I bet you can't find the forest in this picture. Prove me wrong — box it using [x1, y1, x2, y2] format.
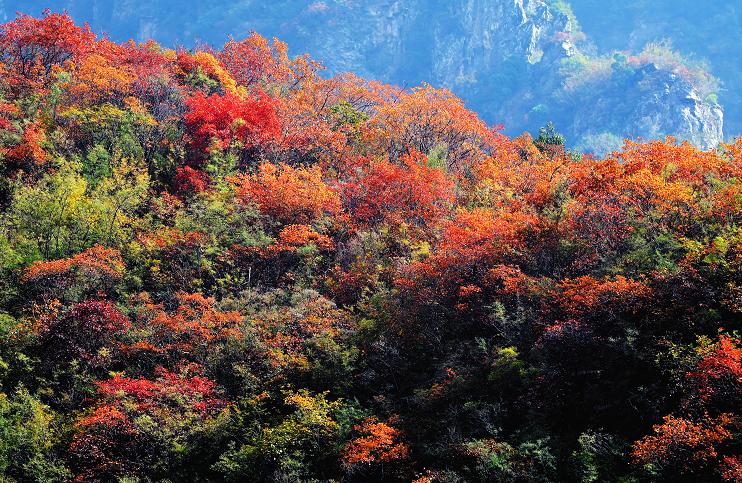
[0, 11, 739, 483]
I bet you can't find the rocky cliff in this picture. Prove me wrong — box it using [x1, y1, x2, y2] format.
[568, 0, 741, 140]
[0, 0, 725, 151]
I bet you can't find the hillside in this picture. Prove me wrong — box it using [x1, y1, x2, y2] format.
[0, 0, 728, 153]
[568, 0, 742, 139]
[0, 11, 739, 483]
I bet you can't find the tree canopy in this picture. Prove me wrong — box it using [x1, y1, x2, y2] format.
[0, 11, 739, 483]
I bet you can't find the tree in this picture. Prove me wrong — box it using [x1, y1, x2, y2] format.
[7, 159, 148, 260]
[686, 334, 742, 413]
[0, 11, 737, 483]
[342, 417, 409, 474]
[535, 121, 566, 152]
[231, 162, 340, 225]
[218, 34, 296, 91]
[22, 245, 125, 301]
[0, 11, 95, 93]
[123, 291, 243, 366]
[632, 413, 738, 481]
[176, 50, 241, 96]
[37, 299, 130, 366]
[251, 291, 355, 386]
[367, 84, 496, 170]
[184, 91, 281, 164]
[70, 364, 228, 481]
[215, 390, 345, 482]
[0, 389, 70, 481]
[341, 150, 455, 228]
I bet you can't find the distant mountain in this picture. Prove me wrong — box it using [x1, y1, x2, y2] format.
[568, 0, 741, 140]
[3, 0, 731, 152]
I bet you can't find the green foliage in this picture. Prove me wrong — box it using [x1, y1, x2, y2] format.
[187, 66, 221, 95]
[331, 101, 369, 129]
[535, 121, 566, 150]
[61, 103, 156, 162]
[570, 431, 627, 483]
[463, 438, 556, 482]
[0, 389, 70, 482]
[427, 143, 449, 171]
[5, 158, 148, 259]
[215, 390, 345, 481]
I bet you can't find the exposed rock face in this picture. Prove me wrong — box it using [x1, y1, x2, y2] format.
[567, 0, 740, 140]
[430, 0, 575, 84]
[634, 68, 724, 149]
[1, 0, 725, 150]
[568, 65, 724, 152]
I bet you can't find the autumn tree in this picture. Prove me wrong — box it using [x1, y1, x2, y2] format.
[123, 291, 243, 367]
[367, 84, 496, 170]
[22, 245, 125, 301]
[231, 162, 340, 225]
[342, 417, 409, 476]
[70, 364, 228, 481]
[0, 11, 94, 93]
[342, 150, 455, 228]
[632, 413, 739, 481]
[36, 299, 130, 366]
[184, 91, 281, 165]
[0, 11, 737, 483]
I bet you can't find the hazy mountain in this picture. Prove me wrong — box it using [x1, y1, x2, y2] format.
[569, 0, 742, 139]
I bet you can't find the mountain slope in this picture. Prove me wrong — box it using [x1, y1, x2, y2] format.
[0, 11, 739, 482]
[1, 0, 726, 151]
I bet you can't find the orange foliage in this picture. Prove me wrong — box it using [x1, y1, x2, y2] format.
[0, 11, 740, 481]
[64, 42, 136, 105]
[342, 417, 409, 468]
[342, 150, 455, 227]
[632, 413, 737, 474]
[397, 207, 539, 304]
[231, 162, 340, 224]
[367, 84, 496, 170]
[687, 335, 742, 402]
[0, 96, 47, 169]
[569, 139, 742, 231]
[2, 120, 46, 168]
[721, 455, 742, 482]
[471, 133, 572, 210]
[551, 275, 651, 318]
[125, 292, 242, 360]
[262, 224, 334, 256]
[137, 228, 208, 251]
[23, 245, 125, 288]
[275, 75, 357, 164]
[437, 208, 538, 262]
[218, 33, 298, 90]
[135, 229, 211, 293]
[0, 99, 18, 131]
[216, 33, 337, 163]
